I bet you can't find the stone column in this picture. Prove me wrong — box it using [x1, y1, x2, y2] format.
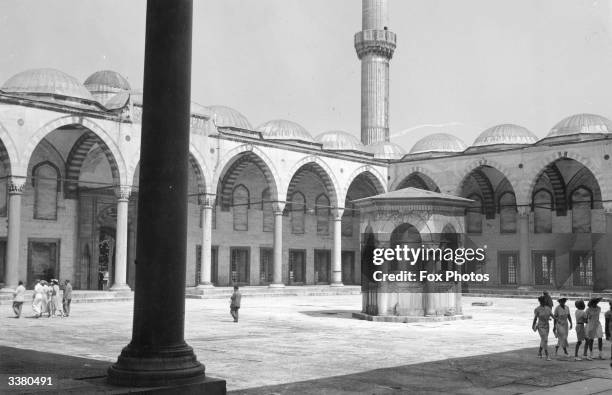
[270, 202, 285, 288]
[518, 206, 532, 287]
[110, 186, 131, 291]
[107, 0, 210, 387]
[602, 203, 612, 292]
[197, 194, 215, 288]
[1, 177, 25, 292]
[331, 207, 344, 287]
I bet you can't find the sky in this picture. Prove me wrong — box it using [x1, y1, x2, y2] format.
[1, 0, 612, 151]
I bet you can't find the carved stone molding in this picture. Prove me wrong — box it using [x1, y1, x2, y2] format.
[198, 193, 216, 208]
[115, 185, 132, 201]
[354, 29, 397, 59]
[517, 205, 530, 217]
[7, 177, 26, 195]
[272, 201, 286, 215]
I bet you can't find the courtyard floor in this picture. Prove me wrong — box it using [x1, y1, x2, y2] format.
[1, 294, 612, 394]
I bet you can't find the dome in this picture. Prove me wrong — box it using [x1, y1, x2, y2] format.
[472, 124, 537, 147]
[206, 105, 252, 130]
[84, 70, 131, 92]
[315, 130, 364, 151]
[2, 68, 94, 101]
[366, 141, 406, 160]
[547, 113, 612, 138]
[409, 133, 466, 154]
[256, 119, 314, 142]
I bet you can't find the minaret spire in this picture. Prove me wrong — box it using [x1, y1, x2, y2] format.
[355, 0, 396, 145]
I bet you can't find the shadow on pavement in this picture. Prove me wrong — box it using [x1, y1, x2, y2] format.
[230, 344, 612, 394]
[299, 310, 358, 320]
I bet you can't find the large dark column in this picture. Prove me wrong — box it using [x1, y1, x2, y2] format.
[107, 0, 206, 386]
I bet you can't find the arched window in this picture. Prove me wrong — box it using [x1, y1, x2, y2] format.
[290, 192, 305, 234]
[261, 188, 273, 232]
[466, 194, 483, 234]
[499, 192, 517, 233]
[33, 162, 59, 220]
[232, 184, 249, 231]
[571, 187, 592, 233]
[533, 189, 553, 233]
[316, 194, 330, 235]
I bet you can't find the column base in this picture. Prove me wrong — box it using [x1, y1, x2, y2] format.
[108, 343, 205, 387]
[110, 283, 132, 292]
[269, 283, 285, 288]
[330, 282, 344, 287]
[196, 282, 214, 289]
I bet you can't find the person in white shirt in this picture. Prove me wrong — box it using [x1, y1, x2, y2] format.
[12, 281, 26, 318]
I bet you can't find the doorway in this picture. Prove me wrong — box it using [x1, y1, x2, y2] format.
[27, 239, 60, 285]
[314, 249, 331, 284]
[230, 247, 250, 285]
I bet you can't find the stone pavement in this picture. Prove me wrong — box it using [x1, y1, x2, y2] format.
[1, 294, 611, 393]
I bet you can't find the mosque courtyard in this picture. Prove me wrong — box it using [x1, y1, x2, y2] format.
[1, 294, 612, 394]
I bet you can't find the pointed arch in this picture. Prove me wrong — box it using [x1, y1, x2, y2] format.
[343, 166, 387, 198]
[64, 131, 121, 197]
[0, 120, 18, 176]
[129, 143, 208, 194]
[395, 171, 440, 192]
[285, 156, 340, 208]
[455, 158, 519, 201]
[391, 166, 444, 193]
[213, 145, 281, 206]
[23, 116, 127, 184]
[524, 150, 607, 208]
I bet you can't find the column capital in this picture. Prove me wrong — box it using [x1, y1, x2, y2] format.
[517, 205, 530, 217]
[272, 201, 286, 215]
[198, 193, 216, 208]
[7, 176, 26, 195]
[332, 207, 345, 220]
[115, 185, 132, 201]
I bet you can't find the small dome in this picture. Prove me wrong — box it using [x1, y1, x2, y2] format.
[409, 133, 467, 154]
[547, 113, 612, 138]
[257, 119, 314, 142]
[366, 141, 406, 160]
[472, 124, 537, 147]
[206, 105, 252, 129]
[315, 130, 364, 151]
[2, 68, 94, 101]
[84, 70, 131, 92]
[104, 91, 130, 110]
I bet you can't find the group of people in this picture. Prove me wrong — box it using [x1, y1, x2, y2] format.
[533, 292, 612, 361]
[12, 279, 72, 318]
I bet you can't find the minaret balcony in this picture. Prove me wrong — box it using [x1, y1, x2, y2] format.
[354, 29, 397, 59]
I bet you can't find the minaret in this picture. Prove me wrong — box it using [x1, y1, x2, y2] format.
[355, 0, 396, 145]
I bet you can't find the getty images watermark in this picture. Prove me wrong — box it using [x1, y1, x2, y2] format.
[369, 245, 490, 283]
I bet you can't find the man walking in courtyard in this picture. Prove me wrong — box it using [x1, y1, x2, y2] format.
[63, 279, 72, 317]
[12, 280, 25, 318]
[230, 285, 241, 323]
